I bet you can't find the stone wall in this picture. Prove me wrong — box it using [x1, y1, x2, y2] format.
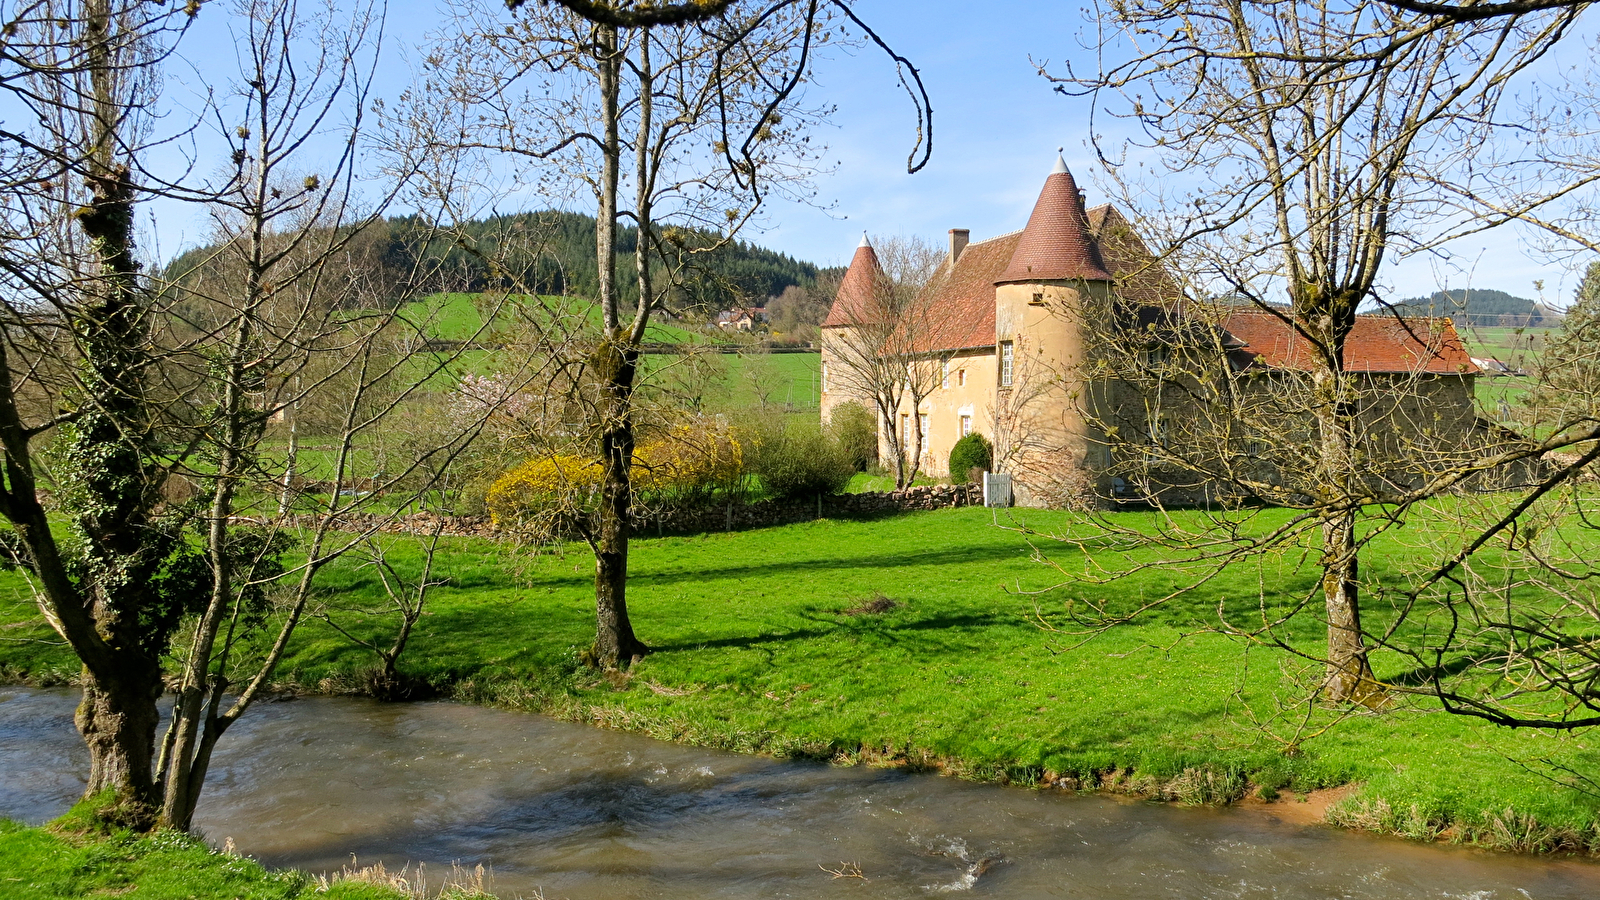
[637, 483, 983, 535]
[291, 484, 983, 540]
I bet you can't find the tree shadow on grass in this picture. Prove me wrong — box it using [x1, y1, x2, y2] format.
[648, 611, 1015, 655]
[630, 544, 1038, 590]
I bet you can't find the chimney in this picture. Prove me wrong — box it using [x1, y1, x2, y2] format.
[948, 228, 970, 267]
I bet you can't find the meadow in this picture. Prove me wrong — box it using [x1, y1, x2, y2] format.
[0, 807, 425, 900]
[1453, 323, 1553, 414]
[4, 504, 1598, 853]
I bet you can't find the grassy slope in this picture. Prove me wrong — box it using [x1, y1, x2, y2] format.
[1459, 325, 1554, 413]
[394, 293, 820, 409]
[399, 292, 711, 345]
[7, 507, 1595, 850]
[719, 352, 819, 409]
[0, 818, 406, 900]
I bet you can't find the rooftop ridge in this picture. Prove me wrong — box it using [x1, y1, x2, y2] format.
[1229, 308, 1460, 322]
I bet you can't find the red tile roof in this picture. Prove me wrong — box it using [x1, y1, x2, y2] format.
[996, 166, 1113, 285]
[910, 203, 1175, 355]
[822, 241, 884, 328]
[1086, 204, 1179, 307]
[910, 231, 1020, 353]
[1222, 311, 1479, 375]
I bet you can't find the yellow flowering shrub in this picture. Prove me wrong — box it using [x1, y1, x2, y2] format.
[487, 421, 743, 528]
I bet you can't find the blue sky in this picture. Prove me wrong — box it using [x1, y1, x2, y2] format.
[152, 0, 1592, 306]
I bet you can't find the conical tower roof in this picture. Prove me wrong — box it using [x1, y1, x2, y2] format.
[995, 157, 1112, 285]
[823, 233, 885, 327]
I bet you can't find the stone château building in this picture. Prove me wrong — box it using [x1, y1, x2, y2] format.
[819, 156, 1487, 507]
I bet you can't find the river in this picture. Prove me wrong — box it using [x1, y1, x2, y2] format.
[3, 686, 1596, 899]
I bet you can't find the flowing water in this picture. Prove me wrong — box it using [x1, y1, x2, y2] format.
[3, 686, 1597, 899]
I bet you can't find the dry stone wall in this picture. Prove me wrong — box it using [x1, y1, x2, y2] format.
[286, 485, 983, 540]
[638, 483, 982, 535]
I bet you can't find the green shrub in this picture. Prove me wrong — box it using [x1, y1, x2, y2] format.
[948, 432, 992, 483]
[826, 401, 877, 471]
[746, 419, 855, 501]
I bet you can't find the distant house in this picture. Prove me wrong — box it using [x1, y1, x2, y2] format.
[821, 156, 1500, 507]
[1470, 356, 1523, 376]
[716, 306, 766, 331]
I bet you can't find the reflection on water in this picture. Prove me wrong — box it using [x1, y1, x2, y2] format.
[4, 686, 1597, 899]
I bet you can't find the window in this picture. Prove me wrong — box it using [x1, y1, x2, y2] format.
[959, 415, 972, 436]
[1141, 345, 1170, 371]
[918, 414, 929, 448]
[1000, 341, 1014, 387]
[941, 359, 950, 390]
[957, 368, 966, 387]
[901, 413, 910, 446]
[1030, 291, 1045, 306]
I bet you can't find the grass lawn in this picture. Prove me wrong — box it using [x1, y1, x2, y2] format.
[398, 292, 713, 346]
[5, 506, 1600, 853]
[0, 813, 420, 900]
[845, 471, 948, 492]
[1459, 324, 1555, 364]
[719, 351, 819, 409]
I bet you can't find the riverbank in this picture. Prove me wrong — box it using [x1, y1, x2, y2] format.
[0, 797, 498, 899]
[3, 506, 1600, 858]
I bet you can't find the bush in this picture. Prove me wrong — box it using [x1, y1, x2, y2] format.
[948, 432, 992, 483]
[486, 421, 743, 529]
[745, 418, 855, 501]
[826, 401, 877, 471]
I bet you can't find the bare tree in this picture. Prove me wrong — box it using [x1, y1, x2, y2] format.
[0, 0, 204, 830]
[422, 0, 923, 667]
[821, 234, 944, 487]
[1342, 261, 1600, 737]
[1039, 0, 1585, 704]
[0, 0, 511, 831]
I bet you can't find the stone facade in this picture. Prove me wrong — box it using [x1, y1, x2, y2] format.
[820, 156, 1486, 509]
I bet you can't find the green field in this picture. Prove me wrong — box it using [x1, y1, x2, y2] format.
[1457, 324, 1556, 422]
[1459, 324, 1556, 364]
[717, 351, 819, 409]
[399, 292, 711, 345]
[387, 293, 820, 410]
[0, 810, 427, 900]
[4, 506, 1598, 853]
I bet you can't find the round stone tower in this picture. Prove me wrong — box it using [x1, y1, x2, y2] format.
[992, 156, 1115, 506]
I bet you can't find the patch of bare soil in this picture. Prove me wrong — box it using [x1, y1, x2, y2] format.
[1236, 784, 1358, 826]
[841, 593, 899, 615]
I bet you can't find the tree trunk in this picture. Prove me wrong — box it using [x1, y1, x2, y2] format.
[75, 665, 163, 828]
[594, 341, 648, 667]
[1312, 360, 1381, 705]
[907, 395, 925, 484]
[588, 23, 646, 668]
[66, 0, 165, 825]
[1321, 508, 1379, 703]
[883, 406, 907, 488]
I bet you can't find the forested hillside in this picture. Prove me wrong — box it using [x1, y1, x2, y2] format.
[1389, 288, 1560, 326]
[161, 210, 819, 315]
